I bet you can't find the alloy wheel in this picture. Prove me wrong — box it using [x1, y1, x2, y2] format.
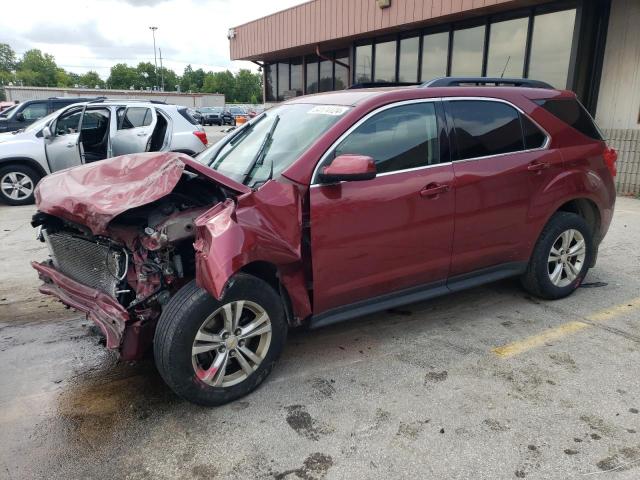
[547, 228, 586, 287]
[1, 171, 34, 201]
[191, 300, 272, 388]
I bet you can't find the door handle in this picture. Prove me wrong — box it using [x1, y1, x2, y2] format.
[136, 131, 147, 137]
[420, 183, 450, 198]
[527, 161, 550, 172]
[66, 142, 75, 148]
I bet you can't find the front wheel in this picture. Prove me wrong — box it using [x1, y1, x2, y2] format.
[521, 212, 593, 299]
[154, 275, 287, 406]
[0, 164, 40, 206]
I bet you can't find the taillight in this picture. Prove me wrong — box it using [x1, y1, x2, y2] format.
[193, 130, 208, 145]
[603, 147, 617, 177]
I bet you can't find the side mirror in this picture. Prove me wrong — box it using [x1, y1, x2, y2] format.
[42, 126, 52, 139]
[15, 112, 25, 122]
[318, 154, 377, 183]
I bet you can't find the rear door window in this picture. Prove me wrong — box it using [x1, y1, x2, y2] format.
[521, 115, 547, 149]
[334, 102, 440, 173]
[117, 107, 152, 129]
[447, 100, 524, 160]
[534, 98, 603, 140]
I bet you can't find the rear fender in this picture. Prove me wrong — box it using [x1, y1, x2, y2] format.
[194, 180, 311, 321]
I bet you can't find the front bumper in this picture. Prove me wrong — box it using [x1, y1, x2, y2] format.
[32, 261, 129, 350]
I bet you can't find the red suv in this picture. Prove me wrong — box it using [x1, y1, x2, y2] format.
[32, 78, 617, 406]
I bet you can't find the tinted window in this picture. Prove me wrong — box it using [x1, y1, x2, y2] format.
[55, 110, 82, 136]
[528, 9, 576, 88]
[277, 62, 289, 101]
[535, 98, 603, 140]
[265, 64, 276, 102]
[118, 107, 152, 129]
[306, 56, 319, 94]
[335, 103, 439, 174]
[521, 115, 547, 149]
[355, 44, 372, 83]
[421, 31, 449, 82]
[451, 25, 485, 76]
[335, 50, 349, 90]
[486, 17, 528, 78]
[290, 58, 303, 96]
[21, 103, 48, 120]
[398, 37, 419, 82]
[81, 109, 109, 130]
[448, 100, 524, 160]
[374, 40, 397, 82]
[178, 107, 198, 125]
[319, 59, 333, 92]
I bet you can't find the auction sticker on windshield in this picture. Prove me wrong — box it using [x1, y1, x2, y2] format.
[308, 105, 349, 116]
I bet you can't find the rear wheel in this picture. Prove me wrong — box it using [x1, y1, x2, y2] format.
[0, 164, 40, 206]
[521, 212, 593, 299]
[154, 275, 287, 406]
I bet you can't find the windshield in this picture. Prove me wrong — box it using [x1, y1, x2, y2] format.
[0, 104, 18, 118]
[24, 111, 59, 133]
[196, 103, 350, 187]
[201, 107, 221, 113]
[229, 107, 245, 114]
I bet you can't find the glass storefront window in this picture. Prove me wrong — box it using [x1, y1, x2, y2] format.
[354, 44, 372, 83]
[290, 58, 303, 96]
[306, 56, 318, 94]
[319, 59, 333, 92]
[335, 50, 349, 90]
[265, 63, 276, 102]
[528, 9, 576, 89]
[398, 36, 419, 83]
[486, 17, 528, 78]
[451, 25, 485, 76]
[277, 62, 289, 101]
[374, 40, 397, 82]
[421, 31, 449, 82]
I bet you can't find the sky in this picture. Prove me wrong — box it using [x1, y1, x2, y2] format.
[1, 0, 307, 79]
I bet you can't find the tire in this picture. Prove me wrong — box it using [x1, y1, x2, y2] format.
[0, 164, 40, 206]
[521, 212, 593, 300]
[154, 275, 287, 406]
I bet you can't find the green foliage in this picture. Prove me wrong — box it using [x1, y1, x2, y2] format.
[17, 49, 58, 86]
[1, 42, 264, 103]
[0, 43, 16, 73]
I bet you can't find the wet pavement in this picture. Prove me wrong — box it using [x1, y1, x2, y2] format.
[1, 198, 640, 479]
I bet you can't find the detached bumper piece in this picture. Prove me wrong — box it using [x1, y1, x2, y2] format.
[32, 261, 129, 350]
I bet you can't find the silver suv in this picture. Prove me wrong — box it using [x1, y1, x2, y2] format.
[0, 99, 208, 205]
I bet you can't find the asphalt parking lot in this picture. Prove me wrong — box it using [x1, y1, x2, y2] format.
[1, 195, 639, 480]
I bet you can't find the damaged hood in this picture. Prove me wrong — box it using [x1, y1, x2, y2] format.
[35, 151, 250, 235]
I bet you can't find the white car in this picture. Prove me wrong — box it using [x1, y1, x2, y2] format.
[0, 100, 208, 205]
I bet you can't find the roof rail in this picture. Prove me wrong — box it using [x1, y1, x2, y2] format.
[349, 81, 420, 89]
[421, 77, 554, 89]
[86, 98, 167, 105]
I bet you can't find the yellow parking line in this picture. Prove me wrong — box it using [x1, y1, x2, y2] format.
[492, 297, 640, 358]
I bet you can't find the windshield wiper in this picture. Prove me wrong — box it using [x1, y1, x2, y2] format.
[209, 113, 266, 170]
[243, 114, 280, 186]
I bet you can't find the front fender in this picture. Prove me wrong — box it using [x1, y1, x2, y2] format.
[194, 180, 311, 320]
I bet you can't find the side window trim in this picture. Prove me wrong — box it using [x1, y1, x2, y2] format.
[442, 97, 551, 163]
[311, 98, 447, 185]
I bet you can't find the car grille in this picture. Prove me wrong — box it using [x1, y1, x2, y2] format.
[43, 231, 126, 298]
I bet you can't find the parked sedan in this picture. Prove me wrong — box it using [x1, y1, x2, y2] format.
[0, 100, 207, 205]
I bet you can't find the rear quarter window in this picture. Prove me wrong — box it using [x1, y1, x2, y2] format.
[178, 107, 198, 125]
[535, 98, 603, 141]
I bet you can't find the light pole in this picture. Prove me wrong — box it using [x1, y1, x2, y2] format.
[149, 26, 158, 90]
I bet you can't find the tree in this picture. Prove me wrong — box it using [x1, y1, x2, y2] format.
[16, 49, 58, 86]
[234, 69, 262, 103]
[79, 71, 105, 89]
[136, 62, 156, 90]
[107, 63, 138, 90]
[202, 70, 235, 99]
[180, 65, 206, 92]
[0, 43, 16, 73]
[158, 66, 179, 91]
